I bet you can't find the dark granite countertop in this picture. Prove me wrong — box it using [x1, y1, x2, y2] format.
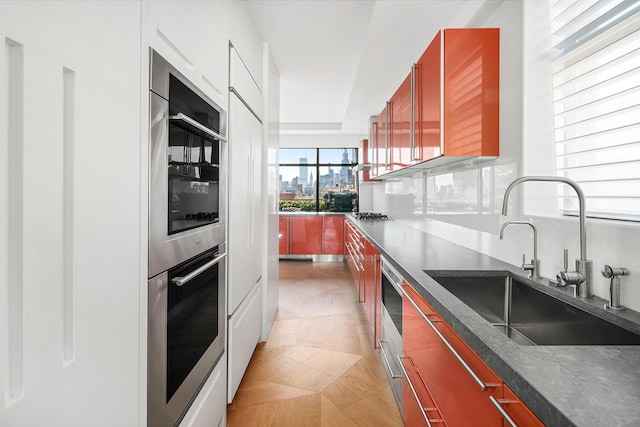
[347, 216, 640, 427]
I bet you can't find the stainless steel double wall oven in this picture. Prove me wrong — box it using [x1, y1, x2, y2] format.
[148, 49, 227, 427]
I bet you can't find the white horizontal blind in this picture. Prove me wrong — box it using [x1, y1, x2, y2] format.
[551, 0, 640, 221]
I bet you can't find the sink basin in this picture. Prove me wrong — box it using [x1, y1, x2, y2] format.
[424, 271, 640, 346]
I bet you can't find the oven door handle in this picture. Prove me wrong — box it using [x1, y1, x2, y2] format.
[169, 113, 227, 142]
[172, 252, 226, 287]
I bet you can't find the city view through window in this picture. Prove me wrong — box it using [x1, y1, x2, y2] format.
[279, 148, 358, 212]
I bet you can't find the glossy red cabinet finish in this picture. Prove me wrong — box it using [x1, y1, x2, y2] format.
[322, 216, 344, 255]
[375, 103, 389, 175]
[344, 220, 363, 296]
[415, 30, 442, 162]
[442, 28, 499, 157]
[389, 74, 412, 171]
[402, 283, 503, 426]
[358, 138, 381, 182]
[290, 216, 323, 254]
[279, 216, 289, 254]
[363, 239, 380, 341]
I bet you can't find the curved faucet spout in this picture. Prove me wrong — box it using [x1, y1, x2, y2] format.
[501, 176, 586, 262]
[500, 220, 537, 263]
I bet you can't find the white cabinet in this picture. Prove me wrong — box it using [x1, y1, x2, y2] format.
[228, 280, 263, 402]
[228, 45, 263, 315]
[227, 45, 264, 404]
[0, 2, 141, 426]
[178, 355, 227, 427]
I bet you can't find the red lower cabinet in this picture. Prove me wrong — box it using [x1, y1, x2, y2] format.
[363, 239, 380, 341]
[322, 216, 344, 255]
[494, 386, 545, 427]
[290, 216, 323, 254]
[279, 216, 289, 254]
[402, 283, 503, 426]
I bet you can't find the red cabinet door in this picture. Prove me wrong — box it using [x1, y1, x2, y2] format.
[363, 239, 380, 340]
[403, 283, 503, 426]
[415, 30, 443, 163]
[376, 103, 389, 175]
[344, 220, 362, 290]
[443, 28, 499, 157]
[290, 216, 323, 254]
[279, 216, 289, 255]
[388, 74, 412, 172]
[322, 216, 344, 255]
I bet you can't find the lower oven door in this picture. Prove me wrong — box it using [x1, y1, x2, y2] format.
[148, 244, 226, 427]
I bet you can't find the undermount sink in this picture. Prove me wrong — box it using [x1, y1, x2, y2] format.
[424, 271, 640, 346]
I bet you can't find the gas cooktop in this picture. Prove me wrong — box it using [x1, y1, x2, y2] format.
[354, 212, 389, 220]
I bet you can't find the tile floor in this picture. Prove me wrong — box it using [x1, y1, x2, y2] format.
[226, 260, 404, 426]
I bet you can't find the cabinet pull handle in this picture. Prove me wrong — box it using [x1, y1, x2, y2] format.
[169, 113, 227, 142]
[378, 340, 402, 379]
[397, 355, 443, 426]
[410, 63, 416, 162]
[489, 396, 518, 427]
[402, 289, 491, 391]
[172, 253, 226, 287]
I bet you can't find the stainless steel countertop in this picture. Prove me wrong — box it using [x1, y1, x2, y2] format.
[347, 215, 640, 427]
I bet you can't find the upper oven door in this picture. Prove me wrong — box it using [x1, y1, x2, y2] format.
[149, 50, 227, 278]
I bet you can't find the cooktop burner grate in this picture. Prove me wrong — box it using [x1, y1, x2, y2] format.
[354, 212, 389, 220]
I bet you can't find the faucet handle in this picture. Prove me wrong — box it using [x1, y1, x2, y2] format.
[563, 248, 569, 271]
[601, 265, 629, 278]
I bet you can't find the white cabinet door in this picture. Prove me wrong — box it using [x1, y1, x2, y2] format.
[0, 2, 141, 426]
[179, 356, 227, 427]
[227, 280, 262, 402]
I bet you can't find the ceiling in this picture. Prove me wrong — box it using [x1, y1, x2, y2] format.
[246, 0, 469, 137]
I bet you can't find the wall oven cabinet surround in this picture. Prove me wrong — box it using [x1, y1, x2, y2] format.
[149, 49, 227, 278]
[148, 245, 226, 427]
[375, 28, 500, 178]
[227, 44, 264, 404]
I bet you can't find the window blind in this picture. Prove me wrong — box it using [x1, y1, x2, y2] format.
[551, 0, 640, 221]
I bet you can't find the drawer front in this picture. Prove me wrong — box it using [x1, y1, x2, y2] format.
[403, 284, 503, 426]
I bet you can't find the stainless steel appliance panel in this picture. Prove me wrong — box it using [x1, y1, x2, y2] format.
[379, 256, 404, 408]
[148, 245, 226, 427]
[149, 50, 227, 278]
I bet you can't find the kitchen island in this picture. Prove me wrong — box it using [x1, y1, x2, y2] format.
[348, 215, 640, 427]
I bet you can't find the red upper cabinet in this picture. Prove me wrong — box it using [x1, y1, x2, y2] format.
[376, 103, 390, 175]
[443, 28, 499, 157]
[381, 28, 499, 173]
[389, 74, 412, 172]
[358, 138, 380, 182]
[415, 31, 442, 162]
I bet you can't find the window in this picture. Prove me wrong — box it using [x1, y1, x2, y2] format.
[551, 0, 640, 221]
[279, 148, 358, 212]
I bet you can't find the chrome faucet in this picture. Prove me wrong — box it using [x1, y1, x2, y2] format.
[499, 220, 540, 279]
[501, 176, 592, 298]
[601, 265, 629, 310]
